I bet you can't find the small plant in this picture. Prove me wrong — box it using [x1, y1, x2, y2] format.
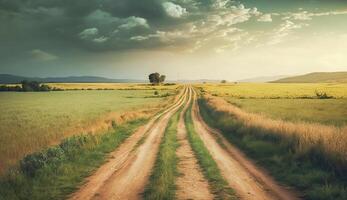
[154, 91, 159, 96]
[315, 90, 333, 99]
[112, 120, 117, 128]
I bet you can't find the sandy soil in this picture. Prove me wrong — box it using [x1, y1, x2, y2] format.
[191, 89, 300, 200]
[175, 87, 214, 200]
[69, 86, 188, 200]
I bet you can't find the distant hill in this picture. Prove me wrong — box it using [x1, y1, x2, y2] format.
[0, 74, 145, 84]
[238, 75, 289, 83]
[272, 72, 347, 83]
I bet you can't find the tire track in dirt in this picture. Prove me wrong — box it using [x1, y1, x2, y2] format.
[69, 86, 188, 200]
[191, 88, 300, 200]
[176, 87, 214, 200]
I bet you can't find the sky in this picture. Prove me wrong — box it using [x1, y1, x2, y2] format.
[1, 0, 347, 81]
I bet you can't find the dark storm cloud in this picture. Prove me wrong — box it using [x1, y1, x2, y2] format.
[0, 0, 267, 55]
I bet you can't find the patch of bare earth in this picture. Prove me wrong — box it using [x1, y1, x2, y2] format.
[176, 87, 214, 200]
[191, 89, 300, 200]
[69, 87, 187, 200]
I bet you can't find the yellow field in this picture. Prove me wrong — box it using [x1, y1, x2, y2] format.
[198, 83, 347, 98]
[0, 85, 178, 174]
[47, 83, 179, 90]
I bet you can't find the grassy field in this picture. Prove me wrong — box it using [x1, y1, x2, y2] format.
[198, 94, 347, 200]
[0, 88, 176, 174]
[227, 98, 347, 126]
[198, 83, 347, 98]
[47, 83, 179, 90]
[0, 118, 147, 200]
[3, 83, 179, 91]
[198, 83, 347, 126]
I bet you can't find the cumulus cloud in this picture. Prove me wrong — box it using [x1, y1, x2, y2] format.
[258, 14, 272, 22]
[30, 49, 58, 61]
[162, 2, 187, 18]
[79, 28, 99, 39]
[118, 16, 149, 29]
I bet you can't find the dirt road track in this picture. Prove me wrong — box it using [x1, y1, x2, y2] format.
[191, 88, 300, 200]
[69, 86, 188, 200]
[175, 87, 214, 200]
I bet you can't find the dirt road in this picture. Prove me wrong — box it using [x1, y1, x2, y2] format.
[175, 87, 214, 200]
[69, 86, 188, 200]
[190, 88, 300, 200]
[69, 85, 299, 200]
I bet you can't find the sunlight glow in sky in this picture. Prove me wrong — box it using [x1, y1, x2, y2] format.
[1, 0, 347, 80]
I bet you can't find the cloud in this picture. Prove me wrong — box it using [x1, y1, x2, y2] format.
[79, 28, 99, 39]
[93, 36, 108, 43]
[118, 16, 149, 29]
[162, 2, 187, 18]
[30, 49, 58, 61]
[258, 14, 272, 22]
[268, 20, 308, 45]
[283, 10, 347, 21]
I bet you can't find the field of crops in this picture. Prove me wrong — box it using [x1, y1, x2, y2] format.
[199, 83, 347, 98]
[47, 83, 179, 90]
[227, 98, 347, 126]
[0, 88, 176, 174]
[198, 83, 347, 126]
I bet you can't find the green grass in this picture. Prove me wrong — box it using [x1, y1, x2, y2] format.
[143, 107, 181, 200]
[0, 118, 147, 200]
[226, 98, 347, 126]
[0, 89, 172, 174]
[184, 102, 236, 200]
[198, 98, 347, 200]
[198, 83, 347, 98]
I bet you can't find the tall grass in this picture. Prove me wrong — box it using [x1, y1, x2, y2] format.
[226, 98, 347, 126]
[0, 118, 147, 200]
[0, 90, 173, 175]
[199, 94, 347, 200]
[143, 107, 181, 200]
[184, 101, 236, 200]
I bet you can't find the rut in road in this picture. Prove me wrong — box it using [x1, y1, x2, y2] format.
[191, 88, 300, 200]
[175, 87, 214, 200]
[69, 86, 188, 200]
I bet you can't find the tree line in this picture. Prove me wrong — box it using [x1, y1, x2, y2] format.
[0, 81, 58, 92]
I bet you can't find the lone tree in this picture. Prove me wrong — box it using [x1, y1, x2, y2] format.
[148, 72, 166, 85]
[21, 80, 51, 92]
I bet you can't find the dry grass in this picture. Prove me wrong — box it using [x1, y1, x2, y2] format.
[198, 83, 347, 98]
[0, 89, 176, 175]
[48, 83, 179, 90]
[203, 94, 347, 171]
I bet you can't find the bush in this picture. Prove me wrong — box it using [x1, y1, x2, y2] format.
[154, 91, 159, 95]
[20, 152, 48, 177]
[315, 91, 333, 99]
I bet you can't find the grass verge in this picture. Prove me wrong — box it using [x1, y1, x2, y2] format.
[198, 97, 347, 200]
[184, 102, 236, 200]
[143, 107, 181, 200]
[0, 118, 147, 200]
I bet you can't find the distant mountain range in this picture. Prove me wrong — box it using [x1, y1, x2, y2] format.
[272, 72, 347, 83]
[237, 75, 289, 83]
[0, 74, 145, 84]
